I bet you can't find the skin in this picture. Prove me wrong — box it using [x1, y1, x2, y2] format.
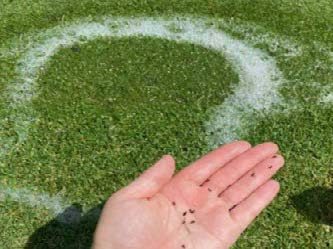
[93, 141, 284, 249]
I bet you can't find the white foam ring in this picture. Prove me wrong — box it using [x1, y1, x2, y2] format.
[1, 17, 286, 219]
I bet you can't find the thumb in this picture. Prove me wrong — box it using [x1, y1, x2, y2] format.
[115, 155, 175, 200]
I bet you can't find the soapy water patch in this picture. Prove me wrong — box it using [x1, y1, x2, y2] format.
[1, 15, 330, 221]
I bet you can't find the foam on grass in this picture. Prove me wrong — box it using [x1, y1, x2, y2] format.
[4, 16, 286, 149]
[0, 187, 72, 220]
[320, 93, 333, 104]
[0, 16, 287, 217]
[217, 18, 302, 58]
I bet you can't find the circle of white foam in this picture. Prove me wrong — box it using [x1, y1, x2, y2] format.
[1, 17, 285, 217]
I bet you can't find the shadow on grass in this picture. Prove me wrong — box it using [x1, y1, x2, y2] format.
[291, 187, 333, 226]
[24, 203, 104, 249]
[25, 186, 332, 248]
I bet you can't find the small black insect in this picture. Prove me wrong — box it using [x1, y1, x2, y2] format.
[190, 220, 196, 224]
[183, 211, 187, 216]
[251, 172, 256, 177]
[208, 188, 212, 192]
[172, 201, 176, 206]
[268, 165, 273, 169]
[182, 245, 186, 248]
[189, 209, 195, 214]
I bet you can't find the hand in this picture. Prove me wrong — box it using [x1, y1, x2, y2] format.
[93, 141, 284, 249]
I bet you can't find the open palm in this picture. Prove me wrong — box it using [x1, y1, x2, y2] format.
[93, 141, 284, 249]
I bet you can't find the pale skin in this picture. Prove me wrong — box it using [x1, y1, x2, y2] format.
[93, 141, 284, 249]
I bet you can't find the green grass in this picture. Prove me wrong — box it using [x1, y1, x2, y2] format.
[4, 37, 237, 201]
[0, 1, 332, 248]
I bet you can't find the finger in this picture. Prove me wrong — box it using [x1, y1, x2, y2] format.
[205, 142, 278, 193]
[178, 141, 251, 185]
[230, 180, 280, 230]
[220, 154, 284, 209]
[115, 155, 175, 200]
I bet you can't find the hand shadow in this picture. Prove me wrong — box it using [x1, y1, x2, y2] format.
[24, 203, 104, 249]
[291, 187, 333, 226]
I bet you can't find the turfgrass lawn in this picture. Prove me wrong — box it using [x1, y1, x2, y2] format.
[0, 1, 332, 248]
